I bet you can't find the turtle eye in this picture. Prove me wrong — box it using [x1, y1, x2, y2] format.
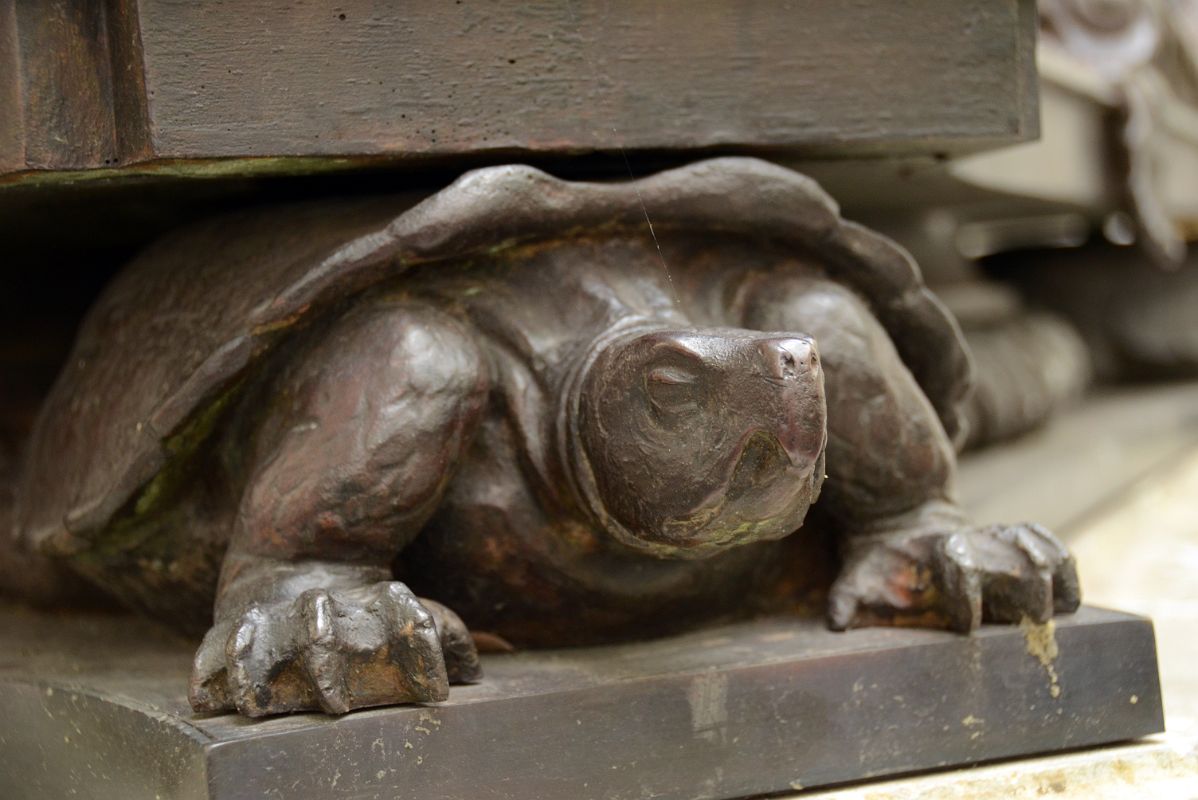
[646, 366, 702, 415]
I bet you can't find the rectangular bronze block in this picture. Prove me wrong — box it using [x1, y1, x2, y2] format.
[0, 0, 1038, 182]
[0, 605, 1162, 799]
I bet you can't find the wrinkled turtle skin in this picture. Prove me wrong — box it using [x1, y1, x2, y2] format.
[14, 159, 1080, 717]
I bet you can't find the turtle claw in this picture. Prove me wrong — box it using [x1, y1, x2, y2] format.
[932, 522, 1080, 630]
[189, 582, 480, 717]
[420, 597, 483, 684]
[828, 520, 1080, 633]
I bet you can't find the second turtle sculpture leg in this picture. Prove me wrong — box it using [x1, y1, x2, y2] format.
[189, 300, 489, 716]
[739, 273, 1081, 631]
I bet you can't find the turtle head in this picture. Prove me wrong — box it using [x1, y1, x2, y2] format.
[573, 328, 827, 559]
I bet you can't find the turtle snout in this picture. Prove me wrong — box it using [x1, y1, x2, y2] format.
[758, 336, 819, 381]
[754, 335, 825, 468]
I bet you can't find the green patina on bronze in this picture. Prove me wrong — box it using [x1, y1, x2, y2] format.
[0, 156, 381, 191]
[78, 378, 246, 566]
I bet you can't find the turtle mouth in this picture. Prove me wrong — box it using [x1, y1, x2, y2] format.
[659, 431, 821, 551]
[735, 429, 797, 480]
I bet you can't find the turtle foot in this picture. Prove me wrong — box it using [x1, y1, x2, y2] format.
[828, 508, 1081, 633]
[189, 581, 480, 717]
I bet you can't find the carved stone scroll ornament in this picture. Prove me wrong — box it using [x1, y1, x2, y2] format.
[1041, 0, 1198, 264]
[13, 158, 1080, 717]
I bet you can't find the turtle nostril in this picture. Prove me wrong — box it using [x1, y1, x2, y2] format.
[760, 337, 815, 379]
[780, 350, 797, 380]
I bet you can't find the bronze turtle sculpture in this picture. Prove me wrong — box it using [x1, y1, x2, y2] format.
[14, 158, 1080, 717]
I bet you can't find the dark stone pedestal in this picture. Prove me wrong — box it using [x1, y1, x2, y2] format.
[0, 604, 1162, 800]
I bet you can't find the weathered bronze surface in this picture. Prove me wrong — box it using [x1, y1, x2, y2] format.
[0, 603, 1163, 800]
[14, 159, 1081, 716]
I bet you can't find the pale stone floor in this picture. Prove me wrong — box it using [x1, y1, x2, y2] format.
[799, 444, 1198, 798]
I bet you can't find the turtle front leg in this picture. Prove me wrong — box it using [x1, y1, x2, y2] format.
[740, 275, 1080, 631]
[190, 302, 490, 716]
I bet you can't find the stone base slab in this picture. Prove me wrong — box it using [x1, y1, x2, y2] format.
[0, 604, 1163, 799]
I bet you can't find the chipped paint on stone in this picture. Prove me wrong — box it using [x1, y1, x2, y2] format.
[687, 669, 729, 744]
[1021, 616, 1063, 699]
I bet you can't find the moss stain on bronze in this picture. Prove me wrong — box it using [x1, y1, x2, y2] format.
[80, 378, 245, 564]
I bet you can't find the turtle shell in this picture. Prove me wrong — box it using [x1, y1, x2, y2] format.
[16, 158, 972, 553]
